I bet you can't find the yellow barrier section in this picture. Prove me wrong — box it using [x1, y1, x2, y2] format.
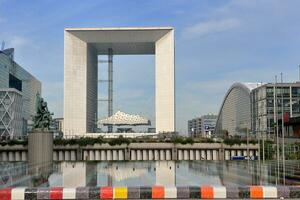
[114, 187, 128, 199]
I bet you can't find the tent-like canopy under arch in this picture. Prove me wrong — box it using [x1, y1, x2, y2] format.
[98, 111, 151, 126]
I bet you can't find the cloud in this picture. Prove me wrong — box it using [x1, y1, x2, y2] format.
[184, 18, 240, 38]
[8, 36, 29, 49]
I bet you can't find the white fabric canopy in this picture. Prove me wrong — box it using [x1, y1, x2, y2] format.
[98, 111, 151, 126]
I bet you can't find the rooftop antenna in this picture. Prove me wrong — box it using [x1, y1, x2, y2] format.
[1, 41, 5, 51]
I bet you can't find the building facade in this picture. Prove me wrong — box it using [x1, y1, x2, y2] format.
[215, 83, 261, 138]
[188, 117, 202, 138]
[188, 114, 217, 138]
[201, 114, 217, 138]
[251, 82, 300, 138]
[0, 49, 41, 138]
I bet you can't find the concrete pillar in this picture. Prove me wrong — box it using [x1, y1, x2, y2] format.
[195, 150, 200, 160]
[189, 150, 194, 160]
[107, 150, 112, 161]
[101, 150, 106, 161]
[177, 149, 183, 160]
[131, 150, 136, 160]
[154, 150, 159, 160]
[28, 132, 53, 175]
[2, 152, 8, 161]
[160, 150, 165, 160]
[137, 150, 142, 161]
[59, 151, 64, 161]
[207, 150, 212, 160]
[15, 151, 21, 161]
[143, 150, 148, 160]
[231, 150, 236, 157]
[71, 150, 76, 161]
[118, 150, 124, 160]
[201, 150, 206, 160]
[94, 150, 100, 160]
[112, 150, 118, 160]
[225, 150, 230, 160]
[250, 150, 254, 157]
[149, 150, 154, 160]
[89, 150, 94, 160]
[8, 152, 14, 161]
[237, 150, 242, 156]
[83, 150, 88, 160]
[166, 150, 171, 160]
[65, 151, 70, 161]
[183, 150, 189, 160]
[212, 150, 217, 160]
[21, 151, 27, 161]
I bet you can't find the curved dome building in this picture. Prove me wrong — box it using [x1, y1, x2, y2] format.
[215, 82, 260, 138]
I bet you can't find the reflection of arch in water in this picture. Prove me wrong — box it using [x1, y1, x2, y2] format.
[187, 161, 223, 186]
[97, 162, 148, 182]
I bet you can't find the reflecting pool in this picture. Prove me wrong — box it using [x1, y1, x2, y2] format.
[1, 160, 300, 188]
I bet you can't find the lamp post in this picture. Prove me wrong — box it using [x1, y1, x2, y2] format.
[281, 72, 286, 185]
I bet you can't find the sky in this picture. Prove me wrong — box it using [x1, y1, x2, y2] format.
[1, 0, 300, 134]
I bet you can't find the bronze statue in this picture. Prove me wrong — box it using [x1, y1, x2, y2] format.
[32, 93, 53, 131]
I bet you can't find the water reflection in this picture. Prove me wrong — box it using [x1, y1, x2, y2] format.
[1, 160, 300, 188]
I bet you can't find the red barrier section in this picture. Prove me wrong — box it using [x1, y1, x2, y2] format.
[0, 188, 11, 200]
[201, 186, 213, 199]
[50, 187, 63, 200]
[100, 187, 113, 199]
[152, 186, 165, 199]
[250, 186, 263, 199]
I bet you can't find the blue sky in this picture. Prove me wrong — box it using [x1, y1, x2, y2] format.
[1, 0, 300, 134]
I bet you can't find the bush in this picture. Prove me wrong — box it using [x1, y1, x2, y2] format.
[108, 136, 130, 146]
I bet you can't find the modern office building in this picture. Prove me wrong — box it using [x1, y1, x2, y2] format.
[0, 48, 41, 138]
[215, 83, 261, 138]
[251, 82, 300, 138]
[201, 114, 217, 137]
[64, 27, 175, 136]
[188, 114, 217, 138]
[215, 82, 300, 139]
[188, 117, 202, 138]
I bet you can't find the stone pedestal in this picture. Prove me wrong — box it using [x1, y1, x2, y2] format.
[28, 131, 53, 175]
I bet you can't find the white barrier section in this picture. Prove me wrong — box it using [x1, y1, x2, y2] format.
[63, 188, 76, 199]
[213, 186, 226, 199]
[262, 186, 277, 198]
[11, 187, 27, 200]
[165, 187, 177, 198]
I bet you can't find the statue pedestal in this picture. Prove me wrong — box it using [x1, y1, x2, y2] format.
[28, 131, 53, 175]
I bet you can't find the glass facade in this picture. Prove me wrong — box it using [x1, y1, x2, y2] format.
[251, 83, 300, 138]
[215, 83, 256, 138]
[0, 51, 41, 137]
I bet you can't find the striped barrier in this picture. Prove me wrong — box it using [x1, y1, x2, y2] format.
[0, 186, 300, 199]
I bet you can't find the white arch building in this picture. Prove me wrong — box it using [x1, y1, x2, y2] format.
[63, 27, 175, 136]
[215, 82, 261, 137]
